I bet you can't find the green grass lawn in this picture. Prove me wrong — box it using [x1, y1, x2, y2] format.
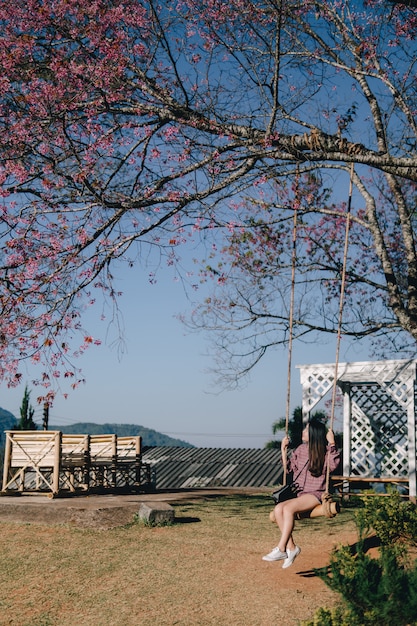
[0, 494, 357, 626]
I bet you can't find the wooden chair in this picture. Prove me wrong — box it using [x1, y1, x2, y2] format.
[60, 434, 90, 493]
[88, 434, 117, 489]
[115, 436, 142, 490]
[2, 431, 61, 495]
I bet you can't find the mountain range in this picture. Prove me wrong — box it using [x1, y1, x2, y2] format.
[0, 408, 18, 447]
[0, 408, 193, 448]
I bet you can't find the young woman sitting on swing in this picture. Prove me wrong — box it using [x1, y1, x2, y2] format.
[262, 417, 341, 569]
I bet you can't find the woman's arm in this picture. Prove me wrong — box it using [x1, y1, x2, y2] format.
[326, 429, 341, 471]
[281, 435, 290, 470]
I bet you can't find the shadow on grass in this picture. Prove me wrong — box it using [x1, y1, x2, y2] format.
[175, 516, 201, 524]
[175, 493, 274, 518]
[297, 534, 381, 578]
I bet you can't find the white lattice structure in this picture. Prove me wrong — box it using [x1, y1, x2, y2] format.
[296, 360, 417, 498]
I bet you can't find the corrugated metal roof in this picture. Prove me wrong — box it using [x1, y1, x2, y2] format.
[142, 447, 284, 489]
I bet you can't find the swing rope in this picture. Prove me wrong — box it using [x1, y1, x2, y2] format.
[281, 163, 354, 518]
[283, 165, 299, 486]
[322, 162, 355, 516]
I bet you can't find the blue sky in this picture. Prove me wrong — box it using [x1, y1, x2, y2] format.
[1, 252, 372, 448]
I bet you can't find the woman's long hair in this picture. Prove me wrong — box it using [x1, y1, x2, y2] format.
[308, 417, 327, 477]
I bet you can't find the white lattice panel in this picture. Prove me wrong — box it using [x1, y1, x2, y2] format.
[298, 364, 336, 413]
[297, 359, 417, 496]
[350, 403, 377, 475]
[350, 384, 408, 477]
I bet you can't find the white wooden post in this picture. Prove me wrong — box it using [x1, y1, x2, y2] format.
[342, 385, 351, 474]
[407, 401, 416, 499]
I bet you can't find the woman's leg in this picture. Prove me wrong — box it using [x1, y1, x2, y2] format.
[275, 494, 319, 552]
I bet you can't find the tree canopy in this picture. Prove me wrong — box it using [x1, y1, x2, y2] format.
[0, 0, 416, 398]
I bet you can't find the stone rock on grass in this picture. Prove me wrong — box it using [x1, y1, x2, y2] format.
[137, 501, 175, 525]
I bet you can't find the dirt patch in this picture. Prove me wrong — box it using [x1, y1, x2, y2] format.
[0, 487, 266, 527]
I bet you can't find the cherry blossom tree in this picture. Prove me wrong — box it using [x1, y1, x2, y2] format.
[182, 0, 417, 383]
[0, 0, 416, 397]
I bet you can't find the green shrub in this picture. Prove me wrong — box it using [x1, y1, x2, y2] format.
[302, 495, 417, 626]
[303, 545, 417, 625]
[355, 489, 417, 546]
[301, 605, 359, 626]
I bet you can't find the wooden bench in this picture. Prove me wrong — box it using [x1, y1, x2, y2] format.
[332, 475, 409, 497]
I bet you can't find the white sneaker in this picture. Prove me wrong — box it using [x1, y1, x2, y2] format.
[262, 546, 287, 561]
[282, 545, 301, 569]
